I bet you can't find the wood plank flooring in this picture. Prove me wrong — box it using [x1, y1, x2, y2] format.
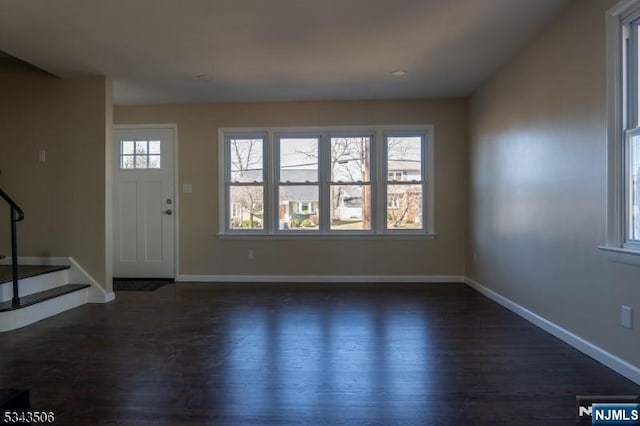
[0, 283, 637, 425]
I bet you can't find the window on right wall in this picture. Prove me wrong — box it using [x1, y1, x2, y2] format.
[604, 0, 640, 257]
[623, 14, 640, 247]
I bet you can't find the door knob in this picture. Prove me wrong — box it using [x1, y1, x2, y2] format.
[164, 209, 173, 215]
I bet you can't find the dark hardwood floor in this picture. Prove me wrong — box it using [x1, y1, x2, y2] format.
[0, 283, 637, 425]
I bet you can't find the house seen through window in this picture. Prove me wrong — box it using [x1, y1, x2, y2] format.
[221, 126, 433, 235]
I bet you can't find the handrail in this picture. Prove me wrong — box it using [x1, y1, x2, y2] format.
[0, 186, 24, 307]
[0, 188, 25, 222]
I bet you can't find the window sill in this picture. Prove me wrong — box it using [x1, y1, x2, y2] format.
[598, 246, 640, 266]
[217, 232, 438, 240]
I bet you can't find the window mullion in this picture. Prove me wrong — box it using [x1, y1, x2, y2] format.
[224, 137, 231, 233]
[626, 131, 632, 243]
[422, 133, 430, 233]
[266, 131, 275, 234]
[375, 129, 386, 234]
[319, 134, 330, 233]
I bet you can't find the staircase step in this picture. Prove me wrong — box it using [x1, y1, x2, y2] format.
[0, 284, 90, 312]
[0, 265, 70, 285]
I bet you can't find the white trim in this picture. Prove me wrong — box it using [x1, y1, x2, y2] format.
[0, 256, 115, 303]
[68, 257, 115, 303]
[215, 233, 437, 240]
[0, 287, 89, 332]
[599, 245, 640, 266]
[177, 274, 464, 283]
[464, 276, 640, 386]
[606, 3, 626, 248]
[610, 0, 640, 22]
[113, 123, 179, 280]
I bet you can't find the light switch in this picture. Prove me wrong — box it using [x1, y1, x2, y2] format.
[37, 149, 46, 163]
[182, 183, 193, 193]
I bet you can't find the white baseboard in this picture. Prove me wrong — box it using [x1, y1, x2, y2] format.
[464, 276, 640, 386]
[68, 257, 114, 303]
[177, 274, 465, 283]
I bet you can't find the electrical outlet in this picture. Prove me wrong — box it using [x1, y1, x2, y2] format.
[248, 249, 255, 260]
[621, 306, 632, 329]
[473, 252, 478, 265]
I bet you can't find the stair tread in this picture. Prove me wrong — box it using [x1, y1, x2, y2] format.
[0, 265, 70, 285]
[0, 284, 90, 312]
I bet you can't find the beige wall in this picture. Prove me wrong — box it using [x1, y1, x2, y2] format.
[469, 0, 639, 367]
[0, 60, 111, 290]
[115, 99, 467, 277]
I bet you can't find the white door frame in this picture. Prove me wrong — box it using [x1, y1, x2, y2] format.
[113, 123, 179, 279]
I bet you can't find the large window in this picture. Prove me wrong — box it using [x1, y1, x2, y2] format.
[219, 126, 433, 236]
[620, 8, 640, 249]
[604, 1, 640, 258]
[225, 135, 266, 231]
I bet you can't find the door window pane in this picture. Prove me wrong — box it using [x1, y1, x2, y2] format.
[135, 141, 148, 154]
[148, 155, 161, 169]
[122, 141, 134, 155]
[135, 155, 148, 168]
[149, 140, 161, 154]
[120, 140, 161, 169]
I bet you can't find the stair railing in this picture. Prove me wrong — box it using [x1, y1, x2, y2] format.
[0, 187, 24, 307]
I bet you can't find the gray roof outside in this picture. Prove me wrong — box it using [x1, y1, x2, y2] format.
[232, 165, 414, 202]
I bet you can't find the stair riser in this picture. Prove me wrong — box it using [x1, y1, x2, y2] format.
[0, 270, 69, 303]
[0, 288, 88, 332]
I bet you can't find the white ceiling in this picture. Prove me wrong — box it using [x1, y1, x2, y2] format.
[0, 0, 570, 105]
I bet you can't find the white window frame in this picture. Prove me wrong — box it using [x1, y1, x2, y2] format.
[218, 125, 435, 237]
[223, 132, 268, 234]
[327, 132, 375, 233]
[602, 0, 640, 263]
[384, 130, 429, 234]
[275, 133, 322, 234]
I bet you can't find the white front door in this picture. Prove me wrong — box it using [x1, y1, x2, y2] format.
[113, 126, 175, 278]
